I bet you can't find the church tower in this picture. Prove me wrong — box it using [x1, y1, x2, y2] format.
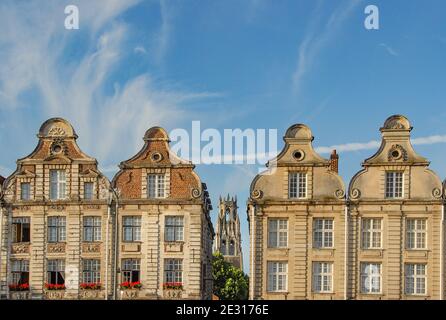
[214, 195, 243, 270]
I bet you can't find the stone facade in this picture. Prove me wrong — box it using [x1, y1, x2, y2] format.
[248, 115, 446, 300]
[247, 124, 346, 300]
[214, 195, 243, 270]
[0, 118, 116, 300]
[112, 126, 214, 300]
[0, 119, 214, 300]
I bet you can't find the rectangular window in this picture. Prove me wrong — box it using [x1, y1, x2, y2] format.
[84, 182, 94, 200]
[361, 218, 382, 249]
[50, 170, 66, 200]
[11, 260, 29, 286]
[48, 216, 66, 243]
[405, 264, 426, 295]
[82, 259, 101, 284]
[165, 216, 184, 242]
[122, 216, 141, 242]
[122, 259, 140, 283]
[267, 261, 288, 292]
[360, 263, 381, 294]
[12, 217, 30, 243]
[147, 174, 165, 198]
[312, 262, 333, 293]
[313, 219, 334, 248]
[289, 172, 307, 199]
[385, 172, 403, 198]
[268, 219, 288, 248]
[20, 183, 31, 200]
[83, 216, 101, 242]
[164, 259, 183, 284]
[406, 219, 426, 249]
[47, 259, 65, 285]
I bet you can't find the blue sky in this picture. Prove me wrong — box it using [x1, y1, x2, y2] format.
[1, 0, 446, 273]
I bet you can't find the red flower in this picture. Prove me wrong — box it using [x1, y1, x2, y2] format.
[120, 281, 142, 289]
[9, 283, 30, 291]
[80, 282, 102, 290]
[163, 282, 183, 290]
[45, 283, 66, 290]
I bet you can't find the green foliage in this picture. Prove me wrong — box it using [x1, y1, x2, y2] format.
[212, 252, 249, 300]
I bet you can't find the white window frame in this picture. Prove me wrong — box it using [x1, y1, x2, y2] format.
[267, 261, 288, 292]
[406, 219, 427, 250]
[83, 216, 102, 242]
[405, 264, 427, 296]
[268, 219, 288, 248]
[82, 259, 101, 284]
[312, 262, 333, 293]
[122, 216, 141, 242]
[360, 263, 382, 294]
[164, 259, 183, 284]
[147, 174, 166, 199]
[83, 182, 94, 200]
[20, 182, 31, 201]
[47, 216, 66, 243]
[361, 218, 382, 249]
[313, 219, 334, 249]
[50, 170, 66, 200]
[385, 171, 404, 199]
[165, 216, 184, 242]
[288, 172, 307, 199]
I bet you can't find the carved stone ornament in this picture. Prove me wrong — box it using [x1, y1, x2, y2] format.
[335, 189, 345, 199]
[82, 243, 101, 253]
[9, 292, 32, 300]
[120, 289, 141, 299]
[50, 138, 68, 156]
[163, 289, 183, 299]
[44, 290, 65, 300]
[48, 127, 66, 137]
[387, 120, 406, 130]
[350, 188, 361, 200]
[47, 243, 66, 253]
[251, 189, 263, 200]
[11, 243, 30, 254]
[432, 188, 442, 199]
[191, 188, 202, 198]
[79, 290, 105, 300]
[388, 144, 408, 162]
[98, 177, 109, 200]
[4, 181, 16, 201]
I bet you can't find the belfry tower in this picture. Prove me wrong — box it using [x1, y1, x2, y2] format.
[214, 195, 243, 270]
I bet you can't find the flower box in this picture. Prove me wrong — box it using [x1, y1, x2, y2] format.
[80, 282, 102, 290]
[44, 283, 66, 290]
[120, 281, 142, 290]
[163, 282, 183, 290]
[9, 283, 30, 291]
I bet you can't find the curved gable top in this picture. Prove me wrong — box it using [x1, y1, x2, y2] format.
[349, 115, 442, 200]
[250, 123, 345, 201]
[17, 118, 96, 163]
[363, 114, 428, 165]
[38, 117, 78, 139]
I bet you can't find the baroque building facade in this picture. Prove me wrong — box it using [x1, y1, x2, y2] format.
[247, 124, 347, 300]
[0, 118, 214, 300]
[112, 126, 214, 300]
[247, 115, 446, 300]
[214, 195, 243, 270]
[0, 118, 116, 300]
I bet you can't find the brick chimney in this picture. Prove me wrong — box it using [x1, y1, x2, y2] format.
[329, 149, 339, 173]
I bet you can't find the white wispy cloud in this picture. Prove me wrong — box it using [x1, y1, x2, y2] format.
[379, 43, 399, 56]
[292, 0, 363, 93]
[0, 0, 218, 174]
[315, 134, 446, 154]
